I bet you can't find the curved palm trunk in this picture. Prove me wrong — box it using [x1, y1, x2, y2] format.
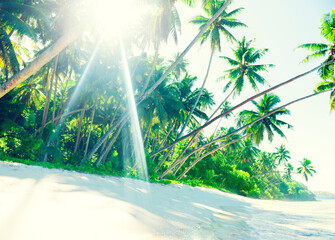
[177, 134, 251, 180]
[0, 32, 78, 98]
[153, 59, 335, 156]
[138, 46, 159, 99]
[180, 48, 215, 137]
[155, 48, 215, 171]
[74, 102, 86, 153]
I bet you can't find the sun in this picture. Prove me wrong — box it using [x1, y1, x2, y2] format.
[92, 0, 146, 39]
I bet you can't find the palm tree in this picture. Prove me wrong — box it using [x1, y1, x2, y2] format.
[220, 37, 274, 96]
[238, 93, 293, 145]
[283, 162, 294, 180]
[236, 138, 260, 165]
[297, 158, 316, 181]
[274, 144, 291, 166]
[297, 10, 335, 110]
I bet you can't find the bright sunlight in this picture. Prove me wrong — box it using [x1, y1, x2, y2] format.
[92, 0, 148, 39]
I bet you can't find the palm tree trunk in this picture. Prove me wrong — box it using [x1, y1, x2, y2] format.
[41, 55, 58, 136]
[52, 61, 59, 121]
[153, 60, 335, 156]
[56, 68, 72, 119]
[0, 32, 79, 99]
[143, 108, 155, 146]
[176, 134, 251, 180]
[84, 98, 98, 158]
[74, 102, 86, 153]
[138, 46, 159, 98]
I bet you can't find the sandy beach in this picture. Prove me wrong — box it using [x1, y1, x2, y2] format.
[0, 161, 334, 240]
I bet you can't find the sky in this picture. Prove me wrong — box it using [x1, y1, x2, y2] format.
[160, 0, 335, 193]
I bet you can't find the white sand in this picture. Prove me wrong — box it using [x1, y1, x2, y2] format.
[0, 161, 334, 240]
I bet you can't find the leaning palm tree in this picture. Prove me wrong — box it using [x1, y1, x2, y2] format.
[297, 9, 335, 110]
[283, 162, 294, 180]
[274, 144, 291, 166]
[297, 158, 316, 181]
[238, 93, 293, 145]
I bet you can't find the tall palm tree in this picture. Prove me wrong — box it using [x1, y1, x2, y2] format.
[297, 158, 316, 181]
[283, 162, 294, 180]
[236, 138, 260, 165]
[238, 93, 293, 145]
[274, 144, 291, 166]
[297, 9, 335, 110]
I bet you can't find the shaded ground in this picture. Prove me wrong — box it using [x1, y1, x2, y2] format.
[0, 162, 334, 240]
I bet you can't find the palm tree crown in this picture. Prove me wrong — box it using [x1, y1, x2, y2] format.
[190, 1, 246, 51]
[297, 158, 316, 181]
[220, 37, 274, 95]
[238, 93, 293, 145]
[297, 10, 335, 110]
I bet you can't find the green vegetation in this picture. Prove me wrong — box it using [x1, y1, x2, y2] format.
[1, 0, 332, 201]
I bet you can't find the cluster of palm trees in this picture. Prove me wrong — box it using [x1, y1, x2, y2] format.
[0, 0, 329, 199]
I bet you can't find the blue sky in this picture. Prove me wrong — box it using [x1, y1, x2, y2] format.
[161, 0, 335, 193]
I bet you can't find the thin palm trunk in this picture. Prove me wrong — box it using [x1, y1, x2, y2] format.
[52, 64, 59, 121]
[180, 48, 215, 136]
[138, 46, 159, 99]
[74, 102, 86, 153]
[0, 32, 79, 98]
[153, 59, 335, 156]
[41, 55, 58, 134]
[86, 0, 233, 160]
[57, 69, 72, 118]
[84, 98, 98, 158]
[143, 108, 155, 146]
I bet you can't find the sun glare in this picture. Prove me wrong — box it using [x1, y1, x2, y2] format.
[93, 0, 145, 39]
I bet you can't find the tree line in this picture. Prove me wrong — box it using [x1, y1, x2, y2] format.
[1, 0, 333, 200]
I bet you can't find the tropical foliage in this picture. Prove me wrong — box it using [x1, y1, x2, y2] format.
[1, 0, 332, 201]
